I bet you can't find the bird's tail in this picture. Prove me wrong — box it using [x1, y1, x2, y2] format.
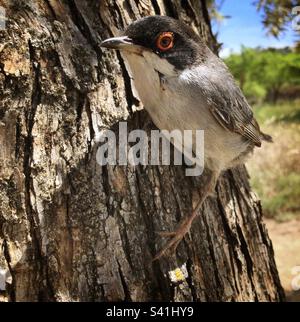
[260, 131, 273, 143]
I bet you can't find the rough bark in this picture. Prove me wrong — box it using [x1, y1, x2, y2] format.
[0, 0, 284, 302]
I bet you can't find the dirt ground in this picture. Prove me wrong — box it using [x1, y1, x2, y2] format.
[265, 218, 300, 301]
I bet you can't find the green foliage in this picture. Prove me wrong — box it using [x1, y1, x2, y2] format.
[255, 0, 300, 40]
[248, 100, 300, 222]
[243, 82, 266, 104]
[254, 100, 300, 123]
[224, 47, 300, 103]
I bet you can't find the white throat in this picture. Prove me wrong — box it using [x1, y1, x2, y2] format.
[121, 50, 178, 116]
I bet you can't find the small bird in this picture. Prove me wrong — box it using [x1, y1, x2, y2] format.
[101, 16, 272, 260]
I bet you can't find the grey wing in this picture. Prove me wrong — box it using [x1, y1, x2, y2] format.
[199, 60, 262, 147]
[209, 87, 262, 147]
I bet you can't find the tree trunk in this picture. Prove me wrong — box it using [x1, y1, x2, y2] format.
[0, 0, 284, 302]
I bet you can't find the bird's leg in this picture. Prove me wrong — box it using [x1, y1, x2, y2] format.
[153, 171, 218, 261]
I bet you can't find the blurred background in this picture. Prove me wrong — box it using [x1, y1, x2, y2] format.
[209, 0, 300, 301]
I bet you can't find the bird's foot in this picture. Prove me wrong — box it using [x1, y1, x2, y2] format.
[153, 215, 194, 261]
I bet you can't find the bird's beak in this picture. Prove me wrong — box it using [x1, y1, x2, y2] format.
[100, 36, 134, 51]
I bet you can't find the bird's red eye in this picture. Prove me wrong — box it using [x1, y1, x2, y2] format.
[156, 32, 174, 51]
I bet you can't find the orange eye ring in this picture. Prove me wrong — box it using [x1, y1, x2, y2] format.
[156, 32, 174, 51]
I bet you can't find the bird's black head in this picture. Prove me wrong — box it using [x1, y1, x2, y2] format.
[101, 16, 208, 70]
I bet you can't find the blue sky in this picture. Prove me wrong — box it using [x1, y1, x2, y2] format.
[212, 1, 296, 57]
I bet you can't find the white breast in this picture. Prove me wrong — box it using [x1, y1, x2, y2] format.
[121, 51, 249, 173]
